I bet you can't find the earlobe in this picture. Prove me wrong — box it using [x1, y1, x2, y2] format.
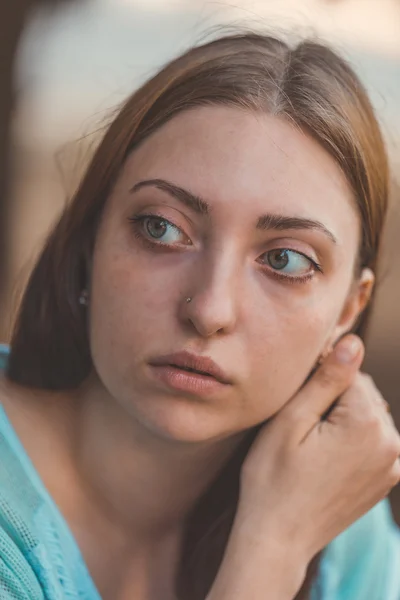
[331, 267, 375, 344]
[357, 267, 375, 310]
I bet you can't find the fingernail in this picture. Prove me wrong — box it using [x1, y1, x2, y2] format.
[334, 337, 361, 363]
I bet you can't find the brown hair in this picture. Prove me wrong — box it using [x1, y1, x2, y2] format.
[7, 32, 389, 599]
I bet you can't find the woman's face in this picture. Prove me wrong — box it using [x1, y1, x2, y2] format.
[89, 106, 372, 442]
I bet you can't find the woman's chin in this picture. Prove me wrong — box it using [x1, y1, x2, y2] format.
[131, 396, 239, 444]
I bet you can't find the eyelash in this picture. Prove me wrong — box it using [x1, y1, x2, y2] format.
[262, 256, 323, 285]
[128, 213, 323, 284]
[129, 213, 189, 252]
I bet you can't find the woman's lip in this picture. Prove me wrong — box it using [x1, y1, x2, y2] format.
[149, 364, 228, 396]
[149, 351, 231, 384]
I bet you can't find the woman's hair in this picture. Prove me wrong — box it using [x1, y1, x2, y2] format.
[7, 32, 389, 599]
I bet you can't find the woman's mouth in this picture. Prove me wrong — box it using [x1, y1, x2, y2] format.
[149, 351, 231, 396]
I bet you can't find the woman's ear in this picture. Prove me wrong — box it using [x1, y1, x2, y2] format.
[331, 267, 375, 342]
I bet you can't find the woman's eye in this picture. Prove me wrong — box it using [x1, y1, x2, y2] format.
[260, 249, 317, 277]
[135, 215, 191, 245]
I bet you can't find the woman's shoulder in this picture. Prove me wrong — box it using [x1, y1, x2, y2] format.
[317, 500, 400, 600]
[0, 403, 73, 599]
[0, 395, 47, 599]
[0, 347, 66, 598]
[0, 384, 101, 600]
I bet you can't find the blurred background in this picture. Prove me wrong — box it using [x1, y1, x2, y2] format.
[1, 0, 400, 513]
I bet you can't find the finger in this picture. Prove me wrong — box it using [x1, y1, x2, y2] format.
[373, 393, 394, 428]
[283, 335, 364, 431]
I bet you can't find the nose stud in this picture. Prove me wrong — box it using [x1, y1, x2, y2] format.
[186, 297, 192, 303]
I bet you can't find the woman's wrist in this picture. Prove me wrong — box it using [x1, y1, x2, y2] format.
[206, 507, 309, 600]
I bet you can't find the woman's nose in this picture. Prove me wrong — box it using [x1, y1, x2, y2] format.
[180, 255, 240, 338]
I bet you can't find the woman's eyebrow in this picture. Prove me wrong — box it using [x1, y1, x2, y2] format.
[130, 178, 337, 244]
[256, 213, 337, 244]
[130, 179, 210, 215]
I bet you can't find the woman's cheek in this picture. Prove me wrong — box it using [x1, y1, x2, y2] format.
[246, 310, 331, 415]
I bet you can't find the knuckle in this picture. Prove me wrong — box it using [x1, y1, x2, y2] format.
[383, 440, 400, 463]
[377, 428, 400, 461]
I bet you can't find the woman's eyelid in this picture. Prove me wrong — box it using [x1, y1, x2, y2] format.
[133, 200, 197, 231]
[261, 236, 322, 265]
[132, 208, 193, 242]
[258, 247, 315, 266]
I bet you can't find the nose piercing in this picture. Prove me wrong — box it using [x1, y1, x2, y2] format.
[186, 297, 192, 303]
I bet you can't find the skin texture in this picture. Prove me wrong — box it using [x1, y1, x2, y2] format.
[89, 106, 372, 443]
[1, 106, 379, 599]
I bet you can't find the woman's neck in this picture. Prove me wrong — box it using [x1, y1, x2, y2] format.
[74, 373, 243, 538]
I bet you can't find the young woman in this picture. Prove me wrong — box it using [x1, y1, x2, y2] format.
[0, 32, 399, 600]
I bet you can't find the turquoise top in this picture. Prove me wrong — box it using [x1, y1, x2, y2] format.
[0, 346, 399, 599]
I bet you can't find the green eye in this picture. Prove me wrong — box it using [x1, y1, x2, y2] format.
[142, 216, 183, 243]
[130, 214, 192, 247]
[261, 249, 315, 276]
[145, 217, 169, 239]
[267, 249, 290, 270]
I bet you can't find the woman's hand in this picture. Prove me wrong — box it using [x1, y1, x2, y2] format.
[207, 335, 400, 600]
[238, 334, 400, 560]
